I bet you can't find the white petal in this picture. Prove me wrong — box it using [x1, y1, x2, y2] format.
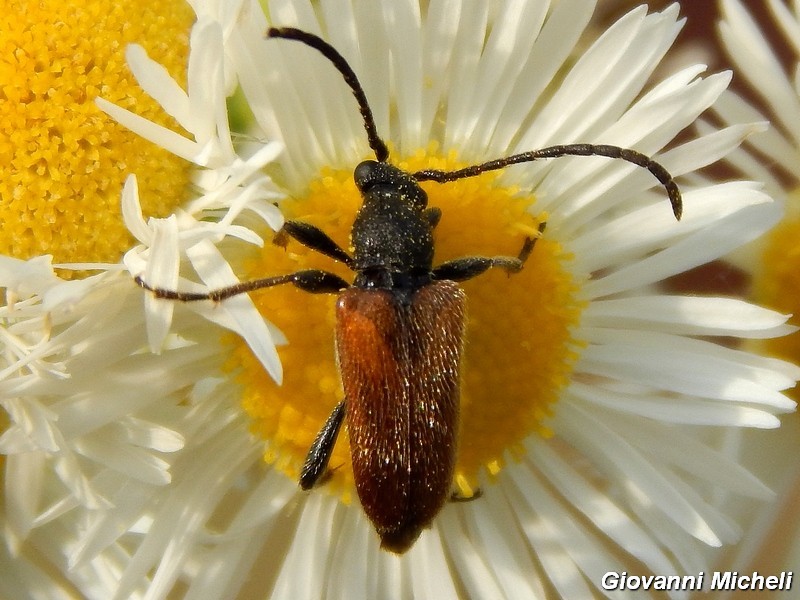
[505, 467, 625, 598]
[74, 436, 172, 485]
[461, 486, 546, 598]
[556, 402, 724, 546]
[583, 198, 781, 297]
[585, 295, 795, 339]
[271, 493, 339, 600]
[437, 509, 507, 599]
[768, 0, 800, 55]
[185, 240, 283, 384]
[578, 329, 796, 410]
[144, 216, 180, 352]
[571, 182, 769, 274]
[408, 531, 459, 599]
[615, 415, 774, 499]
[527, 441, 677, 573]
[0, 255, 58, 299]
[720, 0, 800, 141]
[95, 97, 202, 163]
[457, 0, 548, 155]
[712, 91, 798, 184]
[385, 1, 424, 152]
[120, 176, 153, 245]
[571, 381, 783, 428]
[126, 44, 193, 133]
[188, 20, 235, 159]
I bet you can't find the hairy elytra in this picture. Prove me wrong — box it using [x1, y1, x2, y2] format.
[137, 26, 682, 553]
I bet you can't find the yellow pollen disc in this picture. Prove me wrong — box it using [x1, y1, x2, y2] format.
[0, 0, 194, 273]
[230, 146, 583, 499]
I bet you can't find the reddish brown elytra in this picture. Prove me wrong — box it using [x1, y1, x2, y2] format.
[136, 27, 682, 553]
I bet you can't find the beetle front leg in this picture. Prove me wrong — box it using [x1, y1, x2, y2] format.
[136, 269, 349, 302]
[279, 220, 354, 267]
[431, 222, 545, 282]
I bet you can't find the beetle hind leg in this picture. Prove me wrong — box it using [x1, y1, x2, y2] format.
[299, 400, 346, 490]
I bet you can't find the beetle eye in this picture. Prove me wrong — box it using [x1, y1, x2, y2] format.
[354, 160, 379, 191]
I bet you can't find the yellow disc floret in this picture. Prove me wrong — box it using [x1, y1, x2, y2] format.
[0, 0, 194, 271]
[231, 146, 583, 499]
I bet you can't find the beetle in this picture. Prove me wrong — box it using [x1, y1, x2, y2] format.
[136, 27, 682, 553]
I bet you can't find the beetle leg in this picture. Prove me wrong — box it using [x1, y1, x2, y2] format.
[135, 269, 348, 302]
[450, 488, 483, 503]
[431, 222, 545, 282]
[432, 252, 527, 281]
[299, 400, 347, 490]
[279, 220, 355, 267]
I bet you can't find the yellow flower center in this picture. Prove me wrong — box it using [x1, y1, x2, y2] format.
[0, 0, 194, 272]
[230, 147, 583, 500]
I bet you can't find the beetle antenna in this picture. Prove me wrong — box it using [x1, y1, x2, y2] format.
[412, 143, 682, 220]
[268, 27, 390, 163]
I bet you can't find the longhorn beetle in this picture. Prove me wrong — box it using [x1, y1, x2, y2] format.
[137, 27, 682, 553]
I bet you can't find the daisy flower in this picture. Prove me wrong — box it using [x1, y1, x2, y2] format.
[1, 1, 281, 598]
[716, 0, 800, 375]
[2, 1, 798, 599]
[0, 0, 195, 269]
[706, 0, 800, 582]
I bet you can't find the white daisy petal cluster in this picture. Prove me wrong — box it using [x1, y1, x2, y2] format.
[2, 1, 798, 599]
[715, 0, 800, 199]
[0, 260, 221, 598]
[707, 0, 800, 580]
[0, 6, 286, 600]
[95, 15, 287, 381]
